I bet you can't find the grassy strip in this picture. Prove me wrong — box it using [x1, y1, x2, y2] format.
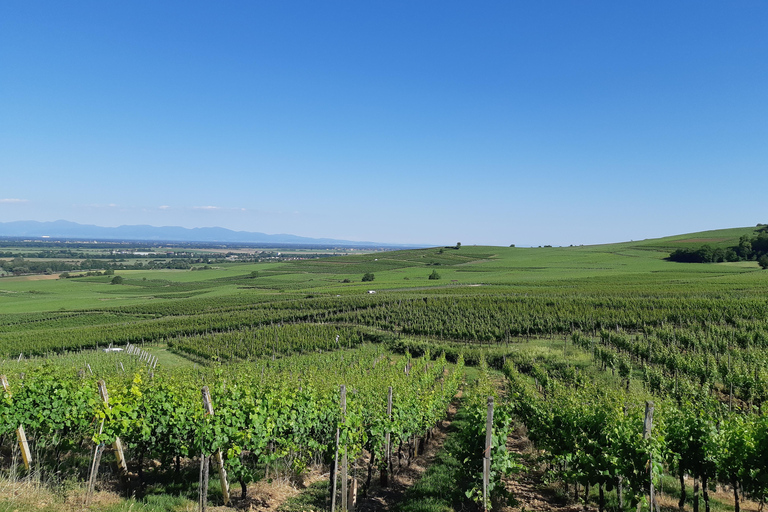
[395, 402, 471, 512]
[278, 479, 328, 512]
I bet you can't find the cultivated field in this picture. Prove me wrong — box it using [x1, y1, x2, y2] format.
[2, 226, 768, 512]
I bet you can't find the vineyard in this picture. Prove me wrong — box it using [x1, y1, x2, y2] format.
[1, 343, 464, 509]
[2, 227, 768, 511]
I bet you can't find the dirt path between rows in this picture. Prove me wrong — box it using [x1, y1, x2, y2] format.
[501, 424, 588, 512]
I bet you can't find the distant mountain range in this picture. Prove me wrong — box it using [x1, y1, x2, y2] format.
[0, 220, 416, 248]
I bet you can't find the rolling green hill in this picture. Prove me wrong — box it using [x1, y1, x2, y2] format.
[0, 226, 765, 316]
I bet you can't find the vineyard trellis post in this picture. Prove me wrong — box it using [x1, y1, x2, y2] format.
[341, 384, 349, 512]
[483, 396, 494, 512]
[0, 375, 32, 471]
[331, 426, 340, 512]
[97, 380, 128, 474]
[331, 384, 347, 512]
[86, 443, 105, 505]
[640, 401, 657, 512]
[618, 404, 628, 509]
[86, 380, 108, 506]
[201, 386, 230, 508]
[381, 385, 393, 487]
[199, 451, 210, 512]
[85, 380, 127, 505]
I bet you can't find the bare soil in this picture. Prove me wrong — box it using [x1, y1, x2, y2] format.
[500, 424, 585, 512]
[0, 274, 61, 281]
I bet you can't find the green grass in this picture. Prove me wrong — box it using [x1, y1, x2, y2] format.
[278, 479, 329, 512]
[140, 344, 196, 369]
[2, 226, 766, 314]
[99, 494, 195, 512]
[396, 402, 469, 512]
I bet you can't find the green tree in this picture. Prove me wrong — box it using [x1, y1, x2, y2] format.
[362, 272, 375, 282]
[428, 270, 441, 280]
[737, 235, 752, 259]
[755, 234, 768, 257]
[111, 275, 124, 285]
[759, 255, 768, 269]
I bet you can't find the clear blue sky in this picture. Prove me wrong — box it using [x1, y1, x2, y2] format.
[1, 2, 766, 246]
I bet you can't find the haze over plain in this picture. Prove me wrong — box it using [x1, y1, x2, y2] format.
[1, 2, 766, 247]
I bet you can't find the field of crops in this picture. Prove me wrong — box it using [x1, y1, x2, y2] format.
[2, 226, 768, 512]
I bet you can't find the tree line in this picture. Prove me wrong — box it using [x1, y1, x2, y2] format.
[668, 227, 768, 267]
[0, 256, 197, 275]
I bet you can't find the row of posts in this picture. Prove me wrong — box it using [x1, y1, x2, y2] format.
[0, 366, 656, 512]
[125, 342, 158, 369]
[329, 382, 449, 512]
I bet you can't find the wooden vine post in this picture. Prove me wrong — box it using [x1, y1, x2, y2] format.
[331, 425, 340, 512]
[639, 401, 657, 512]
[331, 384, 347, 512]
[1, 375, 32, 470]
[483, 396, 494, 512]
[618, 404, 628, 509]
[97, 380, 128, 474]
[86, 380, 129, 505]
[381, 386, 393, 487]
[201, 386, 230, 508]
[341, 385, 349, 512]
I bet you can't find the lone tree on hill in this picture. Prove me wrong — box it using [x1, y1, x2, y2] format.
[455, 242, 461, 249]
[111, 275, 124, 285]
[362, 272, 375, 282]
[428, 270, 441, 280]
